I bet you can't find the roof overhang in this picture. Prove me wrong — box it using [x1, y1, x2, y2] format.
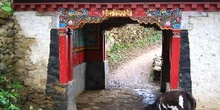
[13, 0, 220, 3]
[13, 2, 220, 12]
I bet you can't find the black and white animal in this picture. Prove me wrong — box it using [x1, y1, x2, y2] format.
[145, 91, 196, 110]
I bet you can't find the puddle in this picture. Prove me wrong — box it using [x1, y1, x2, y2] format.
[133, 89, 160, 105]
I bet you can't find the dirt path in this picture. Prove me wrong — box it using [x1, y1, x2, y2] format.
[77, 89, 146, 110]
[107, 46, 162, 90]
[76, 46, 162, 110]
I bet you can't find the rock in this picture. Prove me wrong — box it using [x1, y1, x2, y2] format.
[5, 58, 13, 65]
[0, 63, 6, 71]
[0, 18, 6, 25]
[7, 64, 12, 68]
[3, 49, 10, 54]
[92, 106, 100, 109]
[1, 24, 9, 30]
[5, 38, 13, 44]
[14, 31, 23, 39]
[152, 55, 162, 71]
[7, 21, 14, 28]
[7, 28, 14, 37]
[14, 24, 21, 31]
[0, 28, 7, 36]
[0, 9, 9, 19]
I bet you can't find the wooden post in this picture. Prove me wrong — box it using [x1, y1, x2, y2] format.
[59, 28, 69, 84]
[68, 29, 73, 81]
[170, 29, 181, 89]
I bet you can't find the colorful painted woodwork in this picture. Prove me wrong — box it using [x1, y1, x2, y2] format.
[58, 8, 182, 30]
[58, 8, 182, 89]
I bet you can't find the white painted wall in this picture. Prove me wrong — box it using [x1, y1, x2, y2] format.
[182, 12, 220, 110]
[14, 11, 53, 89]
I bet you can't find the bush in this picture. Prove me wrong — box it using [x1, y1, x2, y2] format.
[0, 67, 23, 110]
[0, 49, 22, 109]
[0, 1, 13, 15]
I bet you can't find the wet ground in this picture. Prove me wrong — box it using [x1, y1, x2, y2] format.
[76, 46, 162, 110]
[76, 89, 160, 110]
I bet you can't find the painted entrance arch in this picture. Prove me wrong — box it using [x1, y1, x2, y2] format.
[58, 8, 181, 29]
[58, 8, 182, 90]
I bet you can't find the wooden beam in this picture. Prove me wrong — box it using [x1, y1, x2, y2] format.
[59, 28, 69, 84]
[170, 29, 181, 89]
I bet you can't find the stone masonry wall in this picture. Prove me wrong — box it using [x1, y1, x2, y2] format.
[179, 30, 191, 94]
[182, 12, 220, 110]
[0, 14, 15, 74]
[0, 10, 55, 109]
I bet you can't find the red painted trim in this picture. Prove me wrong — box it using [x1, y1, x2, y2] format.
[72, 51, 85, 66]
[85, 50, 103, 62]
[170, 30, 181, 89]
[59, 29, 69, 84]
[13, 2, 220, 12]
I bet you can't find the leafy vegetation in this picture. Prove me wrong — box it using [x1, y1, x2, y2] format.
[0, 1, 22, 109]
[0, 1, 13, 15]
[106, 25, 162, 62]
[0, 52, 23, 109]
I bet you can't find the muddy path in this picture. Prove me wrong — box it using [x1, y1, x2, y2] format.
[77, 46, 162, 110]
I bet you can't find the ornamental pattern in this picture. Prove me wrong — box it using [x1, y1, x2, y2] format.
[131, 8, 181, 29]
[59, 8, 106, 29]
[58, 8, 181, 29]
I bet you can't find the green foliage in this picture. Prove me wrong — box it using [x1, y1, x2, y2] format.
[0, 91, 19, 110]
[136, 30, 162, 47]
[108, 42, 131, 62]
[105, 32, 111, 42]
[0, 65, 23, 110]
[0, 2, 13, 15]
[107, 27, 162, 62]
